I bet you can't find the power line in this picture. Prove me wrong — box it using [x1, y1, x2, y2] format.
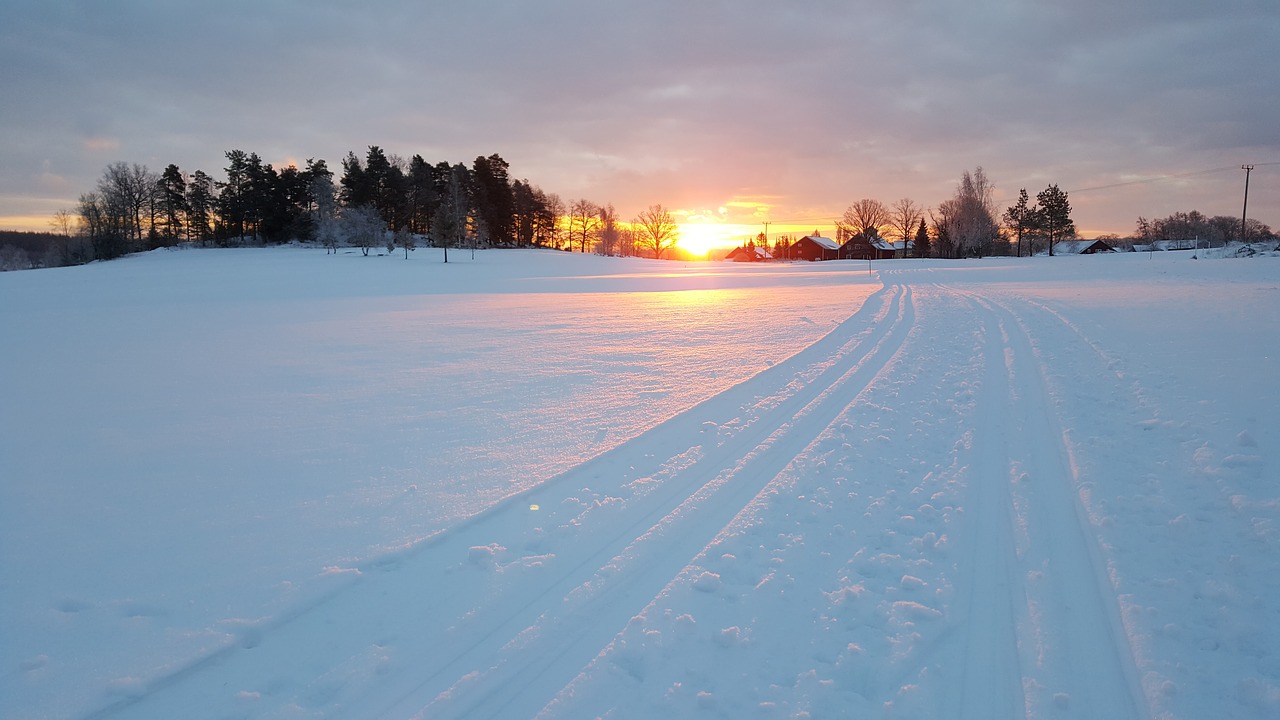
[1063, 165, 1242, 196]
[987, 162, 1278, 207]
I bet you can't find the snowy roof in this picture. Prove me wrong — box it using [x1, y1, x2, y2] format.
[1053, 239, 1113, 254]
[726, 246, 773, 260]
[800, 235, 840, 250]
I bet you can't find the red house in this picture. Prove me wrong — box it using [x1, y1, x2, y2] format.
[791, 234, 840, 261]
[840, 234, 898, 260]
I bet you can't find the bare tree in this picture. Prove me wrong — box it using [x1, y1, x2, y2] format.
[836, 198, 889, 241]
[633, 204, 679, 259]
[568, 199, 601, 252]
[96, 162, 157, 248]
[930, 201, 958, 259]
[598, 203, 621, 256]
[538, 192, 565, 249]
[48, 209, 74, 237]
[48, 207, 90, 265]
[616, 224, 637, 257]
[889, 198, 922, 258]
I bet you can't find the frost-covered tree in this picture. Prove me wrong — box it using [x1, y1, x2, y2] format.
[394, 227, 416, 259]
[341, 205, 385, 256]
[935, 167, 999, 257]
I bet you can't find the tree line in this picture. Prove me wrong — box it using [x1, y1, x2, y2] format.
[6, 158, 1275, 271]
[21, 146, 684, 268]
[744, 166, 1272, 261]
[1132, 210, 1273, 248]
[64, 148, 562, 263]
[772, 168, 1076, 260]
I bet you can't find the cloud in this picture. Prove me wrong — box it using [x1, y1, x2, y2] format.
[0, 0, 1276, 236]
[83, 137, 119, 153]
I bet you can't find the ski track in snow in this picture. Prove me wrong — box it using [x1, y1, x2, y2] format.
[537, 277, 1155, 720]
[948, 284, 1148, 719]
[82, 278, 1146, 719]
[83, 283, 923, 720]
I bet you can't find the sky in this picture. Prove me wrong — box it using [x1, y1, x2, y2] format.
[1, 0, 1277, 245]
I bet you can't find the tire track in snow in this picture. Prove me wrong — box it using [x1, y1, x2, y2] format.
[83, 284, 916, 720]
[948, 285, 1149, 719]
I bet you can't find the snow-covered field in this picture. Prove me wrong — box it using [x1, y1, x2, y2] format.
[2, 246, 1277, 719]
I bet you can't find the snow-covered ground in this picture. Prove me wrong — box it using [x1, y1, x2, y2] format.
[1, 246, 1277, 719]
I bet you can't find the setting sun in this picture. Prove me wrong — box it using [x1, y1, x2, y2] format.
[674, 222, 758, 257]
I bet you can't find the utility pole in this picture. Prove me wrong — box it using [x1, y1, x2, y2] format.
[1241, 164, 1254, 243]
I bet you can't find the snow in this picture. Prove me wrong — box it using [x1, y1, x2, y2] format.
[2, 246, 1278, 719]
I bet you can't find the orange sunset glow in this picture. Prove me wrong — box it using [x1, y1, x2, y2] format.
[674, 222, 752, 257]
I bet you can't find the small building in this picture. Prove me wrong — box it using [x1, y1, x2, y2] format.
[725, 245, 773, 262]
[1053, 239, 1115, 255]
[1142, 239, 1199, 252]
[841, 232, 900, 260]
[791, 234, 841, 261]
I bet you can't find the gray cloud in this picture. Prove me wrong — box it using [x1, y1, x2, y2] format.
[2, 0, 1276, 235]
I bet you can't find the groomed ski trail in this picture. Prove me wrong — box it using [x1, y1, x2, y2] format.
[945, 282, 1150, 720]
[82, 284, 916, 720]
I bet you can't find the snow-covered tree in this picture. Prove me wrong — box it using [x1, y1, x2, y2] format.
[341, 205, 386, 256]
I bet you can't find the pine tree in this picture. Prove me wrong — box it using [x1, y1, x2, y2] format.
[913, 217, 931, 258]
[339, 151, 371, 209]
[472, 154, 515, 246]
[157, 164, 188, 244]
[1002, 188, 1038, 258]
[1037, 184, 1074, 256]
[186, 170, 215, 244]
[406, 155, 437, 235]
[361, 146, 405, 229]
[217, 150, 254, 243]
